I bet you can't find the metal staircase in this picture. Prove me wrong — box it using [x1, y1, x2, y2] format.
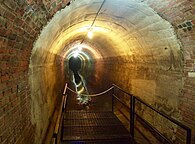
[61, 111, 133, 143]
[49, 83, 192, 144]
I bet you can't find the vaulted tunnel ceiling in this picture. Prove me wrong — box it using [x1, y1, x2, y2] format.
[29, 1, 186, 141]
[1, 0, 194, 143]
[31, 0, 181, 66]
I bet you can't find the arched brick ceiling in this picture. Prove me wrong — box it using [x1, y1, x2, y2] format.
[31, 0, 181, 67]
[1, 0, 194, 143]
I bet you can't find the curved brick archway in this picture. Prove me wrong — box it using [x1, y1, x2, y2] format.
[0, 0, 194, 144]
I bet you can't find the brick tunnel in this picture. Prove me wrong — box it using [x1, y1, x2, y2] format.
[0, 0, 195, 144]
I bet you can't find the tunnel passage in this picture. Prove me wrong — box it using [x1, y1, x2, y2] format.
[68, 54, 92, 105]
[69, 56, 82, 85]
[69, 57, 82, 73]
[29, 0, 194, 143]
[0, 0, 194, 144]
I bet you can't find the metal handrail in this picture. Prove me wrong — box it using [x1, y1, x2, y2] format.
[52, 83, 68, 144]
[54, 83, 191, 144]
[113, 94, 130, 110]
[112, 84, 192, 144]
[63, 83, 68, 95]
[135, 96, 191, 132]
[135, 113, 172, 144]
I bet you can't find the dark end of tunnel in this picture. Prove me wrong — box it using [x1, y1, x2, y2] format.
[69, 57, 82, 84]
[69, 57, 82, 73]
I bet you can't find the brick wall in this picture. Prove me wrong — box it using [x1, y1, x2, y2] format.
[140, 0, 195, 143]
[0, 0, 194, 143]
[0, 0, 36, 142]
[0, 0, 71, 143]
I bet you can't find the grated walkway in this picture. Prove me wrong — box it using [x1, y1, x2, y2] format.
[61, 111, 134, 144]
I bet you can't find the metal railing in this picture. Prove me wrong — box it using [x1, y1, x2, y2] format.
[51, 83, 192, 144]
[52, 84, 68, 144]
[112, 84, 192, 144]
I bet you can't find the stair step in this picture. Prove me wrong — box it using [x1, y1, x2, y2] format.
[65, 111, 115, 119]
[64, 117, 124, 126]
[61, 138, 132, 144]
[63, 125, 131, 140]
[62, 111, 134, 143]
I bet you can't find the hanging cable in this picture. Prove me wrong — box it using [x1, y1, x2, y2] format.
[67, 86, 114, 97]
[80, 0, 106, 44]
[90, 0, 106, 28]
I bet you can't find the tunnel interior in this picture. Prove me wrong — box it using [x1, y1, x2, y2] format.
[0, 0, 194, 144]
[69, 57, 82, 73]
[29, 0, 195, 143]
[69, 56, 82, 85]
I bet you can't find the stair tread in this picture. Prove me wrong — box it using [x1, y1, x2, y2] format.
[65, 111, 115, 119]
[61, 138, 132, 144]
[62, 111, 132, 142]
[64, 117, 124, 126]
[63, 125, 130, 140]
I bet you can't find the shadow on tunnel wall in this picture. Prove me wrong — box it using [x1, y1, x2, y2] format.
[29, 53, 65, 144]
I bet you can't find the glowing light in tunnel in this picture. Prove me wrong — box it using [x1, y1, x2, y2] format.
[64, 43, 102, 60]
[73, 50, 79, 58]
[87, 30, 93, 39]
[67, 47, 90, 61]
[78, 46, 82, 51]
[78, 26, 110, 33]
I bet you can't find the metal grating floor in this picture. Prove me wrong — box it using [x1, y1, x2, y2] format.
[62, 111, 134, 144]
[64, 111, 115, 119]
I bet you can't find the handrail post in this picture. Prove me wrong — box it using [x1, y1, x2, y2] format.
[64, 95, 67, 113]
[112, 84, 192, 144]
[61, 83, 68, 143]
[61, 112, 64, 142]
[112, 85, 114, 112]
[55, 136, 57, 144]
[130, 95, 135, 138]
[186, 129, 191, 144]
